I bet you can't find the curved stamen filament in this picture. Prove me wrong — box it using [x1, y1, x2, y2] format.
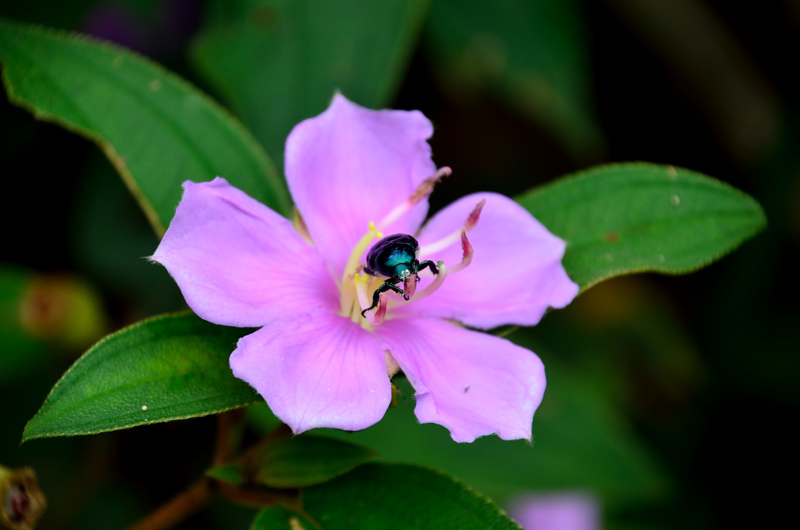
[446, 229, 473, 275]
[377, 167, 452, 230]
[418, 199, 485, 257]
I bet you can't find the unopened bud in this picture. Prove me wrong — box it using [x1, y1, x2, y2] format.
[18, 274, 107, 351]
[0, 465, 46, 530]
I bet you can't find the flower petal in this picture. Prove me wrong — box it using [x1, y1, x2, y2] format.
[376, 318, 546, 442]
[230, 310, 392, 434]
[399, 192, 579, 329]
[285, 94, 437, 278]
[152, 178, 338, 327]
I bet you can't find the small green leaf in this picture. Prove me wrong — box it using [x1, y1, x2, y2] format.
[191, 0, 429, 168]
[23, 312, 259, 442]
[251, 505, 315, 530]
[206, 464, 245, 486]
[256, 435, 378, 488]
[303, 463, 519, 529]
[516, 163, 766, 291]
[0, 18, 291, 234]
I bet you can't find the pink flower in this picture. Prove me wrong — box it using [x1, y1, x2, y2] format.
[507, 491, 602, 530]
[152, 94, 578, 442]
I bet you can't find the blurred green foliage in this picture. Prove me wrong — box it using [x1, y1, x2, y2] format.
[425, 0, 602, 159]
[0, 18, 290, 233]
[192, 0, 429, 171]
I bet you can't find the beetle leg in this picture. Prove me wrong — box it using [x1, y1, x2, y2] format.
[418, 260, 439, 275]
[361, 280, 406, 317]
[385, 282, 408, 299]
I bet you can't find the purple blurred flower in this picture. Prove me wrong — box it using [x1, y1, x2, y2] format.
[81, 0, 200, 58]
[507, 491, 602, 530]
[81, 3, 149, 53]
[152, 94, 578, 442]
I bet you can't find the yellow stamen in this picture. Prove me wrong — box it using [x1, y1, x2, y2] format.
[354, 272, 371, 311]
[339, 222, 384, 324]
[341, 221, 383, 285]
[353, 272, 388, 325]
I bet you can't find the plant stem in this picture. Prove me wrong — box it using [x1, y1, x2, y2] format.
[127, 478, 212, 530]
[213, 409, 245, 466]
[128, 420, 292, 529]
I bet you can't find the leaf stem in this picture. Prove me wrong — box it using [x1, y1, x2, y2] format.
[127, 477, 212, 530]
[218, 483, 298, 508]
[128, 420, 293, 529]
[213, 409, 245, 466]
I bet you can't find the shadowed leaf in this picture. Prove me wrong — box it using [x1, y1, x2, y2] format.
[0, 18, 290, 235]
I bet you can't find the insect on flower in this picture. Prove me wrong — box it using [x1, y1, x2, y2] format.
[361, 234, 439, 317]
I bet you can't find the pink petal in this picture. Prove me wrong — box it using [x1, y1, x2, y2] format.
[230, 310, 392, 433]
[285, 94, 437, 278]
[152, 178, 338, 327]
[398, 192, 579, 329]
[376, 318, 546, 442]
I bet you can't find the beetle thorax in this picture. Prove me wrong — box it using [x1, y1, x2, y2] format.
[395, 264, 412, 280]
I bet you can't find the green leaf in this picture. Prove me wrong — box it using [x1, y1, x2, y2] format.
[251, 505, 315, 530]
[256, 435, 378, 488]
[22, 312, 259, 442]
[516, 163, 767, 291]
[191, 0, 429, 168]
[0, 18, 291, 235]
[320, 371, 669, 511]
[425, 0, 602, 158]
[206, 464, 246, 486]
[303, 463, 519, 529]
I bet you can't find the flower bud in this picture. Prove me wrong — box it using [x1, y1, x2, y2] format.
[0, 465, 46, 530]
[18, 274, 108, 351]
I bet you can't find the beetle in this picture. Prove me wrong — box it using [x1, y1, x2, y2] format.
[360, 233, 439, 317]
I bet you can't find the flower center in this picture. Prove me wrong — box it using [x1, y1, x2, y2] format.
[331, 169, 482, 330]
[338, 219, 477, 330]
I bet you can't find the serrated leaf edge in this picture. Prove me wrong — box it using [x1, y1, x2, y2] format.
[21, 311, 259, 442]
